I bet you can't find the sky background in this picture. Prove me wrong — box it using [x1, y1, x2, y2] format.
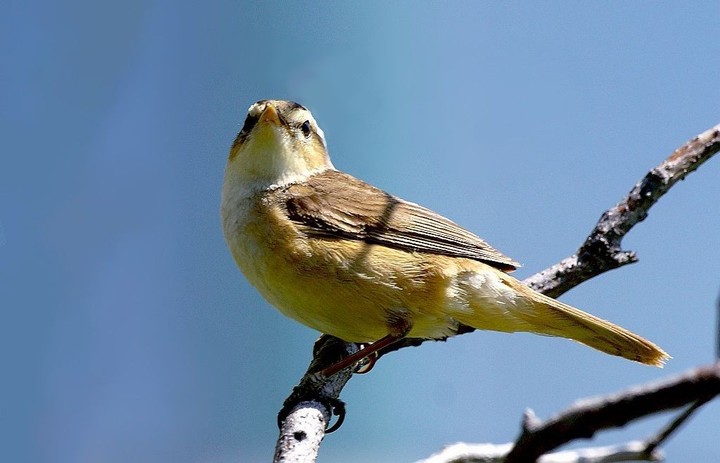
[2, 2, 719, 462]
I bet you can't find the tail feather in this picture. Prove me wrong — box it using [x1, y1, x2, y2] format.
[518, 289, 669, 367]
[457, 271, 670, 367]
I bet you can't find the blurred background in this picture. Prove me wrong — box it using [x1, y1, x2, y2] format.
[2, 1, 719, 462]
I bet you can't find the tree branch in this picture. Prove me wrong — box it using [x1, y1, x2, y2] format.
[273, 338, 357, 463]
[641, 397, 710, 457]
[273, 124, 720, 463]
[419, 440, 662, 463]
[420, 364, 720, 463]
[503, 363, 720, 462]
[524, 124, 720, 297]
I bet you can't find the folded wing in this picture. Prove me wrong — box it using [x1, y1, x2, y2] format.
[282, 169, 520, 272]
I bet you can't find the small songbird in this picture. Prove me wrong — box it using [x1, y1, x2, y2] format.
[221, 99, 668, 373]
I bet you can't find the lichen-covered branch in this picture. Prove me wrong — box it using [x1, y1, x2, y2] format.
[273, 338, 357, 463]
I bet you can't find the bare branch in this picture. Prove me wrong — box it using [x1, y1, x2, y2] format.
[525, 124, 720, 297]
[537, 442, 662, 463]
[503, 363, 720, 462]
[642, 398, 710, 456]
[273, 125, 720, 463]
[419, 367, 718, 463]
[273, 338, 357, 463]
[273, 403, 328, 463]
[418, 440, 662, 463]
[418, 442, 512, 463]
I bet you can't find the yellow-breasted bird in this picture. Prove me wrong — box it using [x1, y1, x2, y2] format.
[221, 99, 668, 374]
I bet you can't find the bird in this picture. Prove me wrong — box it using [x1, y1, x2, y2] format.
[220, 99, 669, 375]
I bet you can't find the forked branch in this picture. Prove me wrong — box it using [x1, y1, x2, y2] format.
[503, 363, 720, 462]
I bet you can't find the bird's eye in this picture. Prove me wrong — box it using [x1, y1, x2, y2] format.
[239, 114, 258, 137]
[300, 120, 312, 138]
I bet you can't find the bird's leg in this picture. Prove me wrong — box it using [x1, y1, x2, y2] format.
[317, 313, 411, 378]
[317, 333, 402, 378]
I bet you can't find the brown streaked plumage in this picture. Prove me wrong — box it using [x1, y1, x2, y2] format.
[221, 99, 669, 369]
[283, 169, 520, 272]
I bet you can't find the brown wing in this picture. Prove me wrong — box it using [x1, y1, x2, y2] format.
[282, 169, 520, 272]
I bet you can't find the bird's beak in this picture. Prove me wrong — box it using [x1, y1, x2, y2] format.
[260, 103, 282, 126]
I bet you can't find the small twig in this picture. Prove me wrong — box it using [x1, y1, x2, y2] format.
[642, 397, 710, 457]
[503, 363, 720, 463]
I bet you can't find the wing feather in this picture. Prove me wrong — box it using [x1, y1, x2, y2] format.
[282, 170, 520, 271]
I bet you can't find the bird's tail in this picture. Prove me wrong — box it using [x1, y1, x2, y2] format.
[454, 270, 670, 367]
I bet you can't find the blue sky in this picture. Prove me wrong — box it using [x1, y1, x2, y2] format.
[2, 2, 719, 462]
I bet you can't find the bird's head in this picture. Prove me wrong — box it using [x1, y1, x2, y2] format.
[226, 100, 333, 190]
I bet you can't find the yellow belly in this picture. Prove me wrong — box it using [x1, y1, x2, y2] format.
[224, 200, 462, 342]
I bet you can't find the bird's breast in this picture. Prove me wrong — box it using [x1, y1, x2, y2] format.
[221, 189, 467, 341]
